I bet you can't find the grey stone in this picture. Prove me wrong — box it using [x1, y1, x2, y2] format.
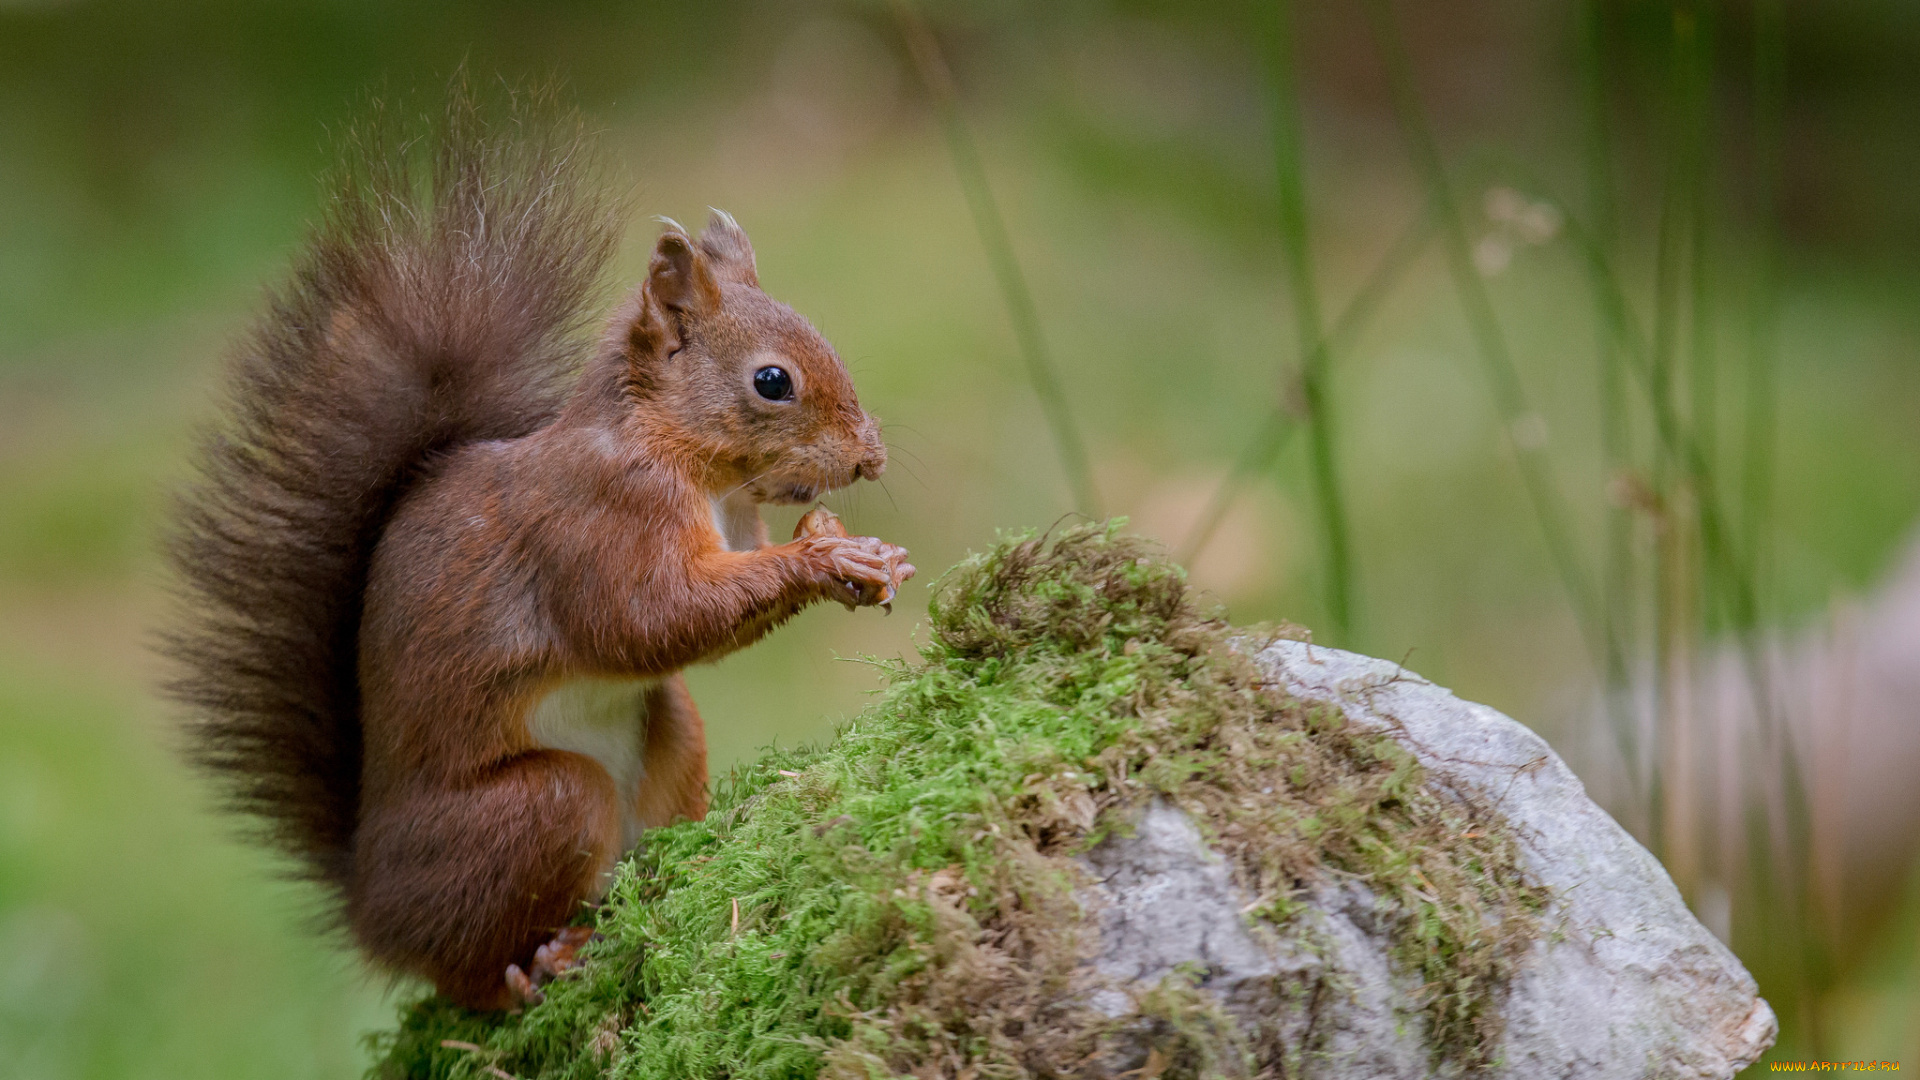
[1081, 802, 1290, 1019]
[1072, 640, 1776, 1078]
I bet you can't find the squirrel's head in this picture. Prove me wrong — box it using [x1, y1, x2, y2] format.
[621, 210, 885, 504]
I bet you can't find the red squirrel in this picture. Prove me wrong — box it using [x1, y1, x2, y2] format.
[161, 96, 912, 1011]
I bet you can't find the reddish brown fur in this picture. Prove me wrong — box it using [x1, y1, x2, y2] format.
[163, 93, 909, 1010]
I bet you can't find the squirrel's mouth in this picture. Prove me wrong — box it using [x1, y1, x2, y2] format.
[755, 460, 866, 505]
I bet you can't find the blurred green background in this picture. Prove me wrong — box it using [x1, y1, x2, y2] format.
[3, 0, 1918, 1075]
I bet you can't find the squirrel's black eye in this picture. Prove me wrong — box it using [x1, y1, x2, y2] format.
[753, 365, 793, 401]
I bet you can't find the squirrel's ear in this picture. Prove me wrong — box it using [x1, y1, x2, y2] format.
[646, 220, 722, 315]
[697, 208, 758, 287]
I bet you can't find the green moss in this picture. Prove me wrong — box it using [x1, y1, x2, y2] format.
[369, 522, 1546, 1079]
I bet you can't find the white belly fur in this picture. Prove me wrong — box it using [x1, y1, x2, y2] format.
[709, 489, 764, 552]
[527, 676, 658, 854]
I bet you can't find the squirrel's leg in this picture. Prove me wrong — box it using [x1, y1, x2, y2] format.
[511, 677, 708, 1005]
[350, 749, 620, 1012]
[634, 674, 709, 828]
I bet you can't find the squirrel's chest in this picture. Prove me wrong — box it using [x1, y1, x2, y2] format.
[709, 490, 765, 552]
[526, 676, 658, 852]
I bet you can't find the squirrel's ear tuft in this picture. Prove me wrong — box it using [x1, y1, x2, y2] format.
[697, 208, 758, 287]
[647, 221, 722, 315]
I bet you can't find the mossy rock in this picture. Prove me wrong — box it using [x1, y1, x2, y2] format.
[369, 522, 1772, 1079]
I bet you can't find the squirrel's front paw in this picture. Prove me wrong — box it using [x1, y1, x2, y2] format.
[801, 533, 915, 612]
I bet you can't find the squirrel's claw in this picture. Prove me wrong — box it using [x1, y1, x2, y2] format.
[507, 926, 595, 1008]
[505, 963, 543, 1008]
[531, 926, 596, 982]
[879, 562, 914, 615]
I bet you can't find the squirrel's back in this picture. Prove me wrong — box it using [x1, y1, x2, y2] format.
[161, 90, 625, 901]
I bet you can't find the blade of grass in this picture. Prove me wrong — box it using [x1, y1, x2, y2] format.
[1647, 2, 1704, 866]
[1744, 0, 1825, 1055]
[1180, 410, 1301, 574]
[1744, 0, 1782, 636]
[1179, 209, 1435, 569]
[1683, 0, 1720, 906]
[1262, 0, 1355, 645]
[1359, 0, 1621, 702]
[1687, 14, 1718, 566]
[1578, 0, 1645, 810]
[889, 0, 1102, 518]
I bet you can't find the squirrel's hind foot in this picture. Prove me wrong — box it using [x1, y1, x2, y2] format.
[504, 926, 600, 1008]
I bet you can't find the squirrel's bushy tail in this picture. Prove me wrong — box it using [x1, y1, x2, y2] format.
[162, 88, 624, 902]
